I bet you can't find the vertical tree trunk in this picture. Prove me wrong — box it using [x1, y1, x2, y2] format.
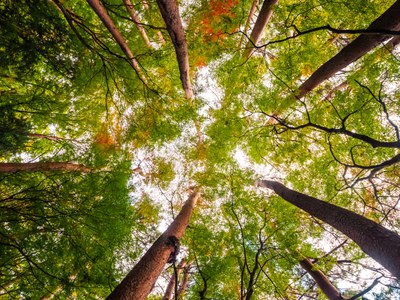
[86, 0, 147, 83]
[156, 0, 193, 99]
[257, 180, 400, 279]
[243, 0, 278, 58]
[0, 162, 92, 173]
[123, 0, 152, 48]
[162, 259, 187, 300]
[299, 257, 344, 300]
[107, 191, 200, 300]
[297, 0, 400, 98]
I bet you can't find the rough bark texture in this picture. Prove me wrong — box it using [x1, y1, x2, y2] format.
[156, 0, 193, 99]
[162, 259, 187, 300]
[107, 191, 200, 300]
[300, 257, 344, 300]
[123, 0, 152, 48]
[86, 0, 146, 82]
[0, 162, 92, 173]
[257, 180, 400, 279]
[297, 0, 400, 98]
[244, 0, 278, 57]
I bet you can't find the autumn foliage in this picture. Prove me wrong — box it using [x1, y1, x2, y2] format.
[200, 0, 238, 41]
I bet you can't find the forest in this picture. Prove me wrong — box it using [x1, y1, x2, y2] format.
[1, 0, 400, 299]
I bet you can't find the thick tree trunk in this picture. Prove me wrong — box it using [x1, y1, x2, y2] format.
[107, 191, 200, 300]
[299, 257, 344, 300]
[86, 0, 146, 83]
[243, 0, 278, 58]
[257, 180, 400, 278]
[156, 0, 193, 99]
[123, 0, 152, 48]
[162, 259, 187, 300]
[297, 0, 400, 98]
[0, 162, 92, 173]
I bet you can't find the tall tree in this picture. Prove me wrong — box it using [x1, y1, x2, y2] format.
[156, 0, 193, 99]
[299, 256, 344, 300]
[0, 162, 92, 173]
[257, 180, 400, 279]
[86, 0, 146, 83]
[162, 259, 187, 300]
[243, 0, 278, 58]
[107, 190, 200, 300]
[123, 0, 152, 48]
[297, 0, 400, 98]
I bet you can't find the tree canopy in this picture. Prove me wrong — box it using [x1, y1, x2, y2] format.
[1, 0, 400, 299]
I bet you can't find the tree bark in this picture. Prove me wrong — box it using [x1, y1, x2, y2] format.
[257, 180, 400, 279]
[156, 0, 193, 99]
[297, 0, 400, 98]
[240, 0, 259, 47]
[299, 257, 344, 300]
[162, 259, 187, 300]
[107, 191, 200, 300]
[243, 0, 278, 58]
[0, 162, 92, 173]
[123, 0, 152, 48]
[86, 0, 147, 83]
[177, 263, 191, 297]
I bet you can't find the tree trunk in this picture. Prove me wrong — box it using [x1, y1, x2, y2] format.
[0, 162, 92, 173]
[107, 191, 200, 300]
[257, 180, 400, 279]
[177, 263, 191, 297]
[156, 0, 193, 99]
[243, 0, 278, 58]
[389, 35, 400, 48]
[86, 0, 146, 83]
[299, 257, 344, 300]
[162, 259, 187, 300]
[240, 0, 259, 47]
[123, 0, 152, 48]
[297, 0, 400, 98]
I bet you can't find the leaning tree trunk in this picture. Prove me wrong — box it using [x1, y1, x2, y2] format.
[257, 180, 400, 278]
[243, 0, 278, 58]
[297, 0, 400, 98]
[162, 259, 187, 300]
[240, 0, 259, 47]
[177, 262, 191, 297]
[299, 257, 344, 300]
[123, 0, 152, 48]
[107, 190, 200, 300]
[0, 162, 92, 173]
[156, 0, 193, 100]
[86, 0, 146, 83]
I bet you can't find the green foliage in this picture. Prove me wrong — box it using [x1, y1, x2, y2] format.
[1, 0, 400, 298]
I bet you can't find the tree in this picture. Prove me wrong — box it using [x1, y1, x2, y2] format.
[107, 190, 200, 300]
[257, 180, 400, 278]
[297, 0, 400, 98]
[2, 0, 400, 298]
[0, 162, 92, 173]
[243, 0, 278, 58]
